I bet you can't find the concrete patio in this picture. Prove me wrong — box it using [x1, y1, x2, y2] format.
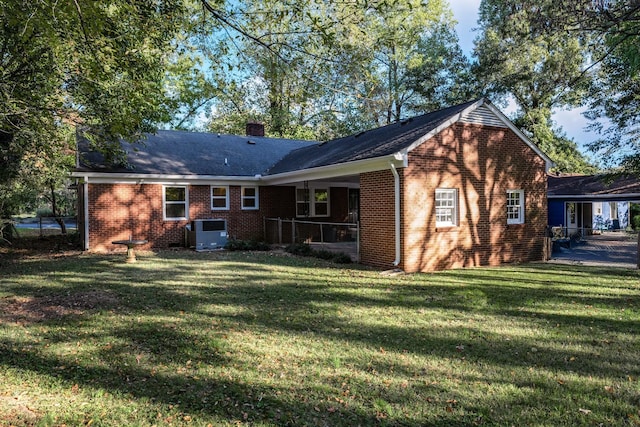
[548, 232, 638, 269]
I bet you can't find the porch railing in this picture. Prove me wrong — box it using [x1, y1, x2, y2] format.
[264, 217, 358, 246]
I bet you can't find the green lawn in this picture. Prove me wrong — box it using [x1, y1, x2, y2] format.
[1, 249, 639, 426]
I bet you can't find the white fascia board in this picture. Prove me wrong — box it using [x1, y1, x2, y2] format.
[69, 172, 261, 186]
[262, 155, 406, 186]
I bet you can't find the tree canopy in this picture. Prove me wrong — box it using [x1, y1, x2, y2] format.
[0, 0, 186, 217]
[200, 0, 476, 139]
[473, 0, 597, 173]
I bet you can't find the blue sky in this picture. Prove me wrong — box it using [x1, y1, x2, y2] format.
[448, 0, 596, 153]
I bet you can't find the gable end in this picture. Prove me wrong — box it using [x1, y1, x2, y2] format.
[459, 105, 506, 128]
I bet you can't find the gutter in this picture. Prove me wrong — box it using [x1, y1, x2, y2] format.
[390, 162, 401, 267]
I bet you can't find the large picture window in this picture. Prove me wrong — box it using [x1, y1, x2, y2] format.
[506, 190, 524, 224]
[435, 188, 458, 227]
[211, 186, 229, 210]
[296, 187, 330, 217]
[164, 186, 188, 220]
[241, 186, 259, 210]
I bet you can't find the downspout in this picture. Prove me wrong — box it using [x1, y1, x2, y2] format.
[390, 162, 401, 267]
[83, 177, 89, 251]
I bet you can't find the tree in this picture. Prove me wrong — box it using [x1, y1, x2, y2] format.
[340, 0, 474, 127]
[199, 0, 475, 139]
[473, 0, 597, 173]
[405, 23, 479, 113]
[578, 2, 640, 173]
[0, 1, 187, 218]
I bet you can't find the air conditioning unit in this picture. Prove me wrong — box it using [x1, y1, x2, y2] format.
[186, 219, 228, 251]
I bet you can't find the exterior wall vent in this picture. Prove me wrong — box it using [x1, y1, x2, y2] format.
[186, 219, 228, 251]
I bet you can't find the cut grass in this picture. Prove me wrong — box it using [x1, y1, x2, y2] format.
[0, 249, 639, 426]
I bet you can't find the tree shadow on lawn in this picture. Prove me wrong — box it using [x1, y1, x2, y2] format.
[0, 338, 387, 426]
[1, 252, 639, 425]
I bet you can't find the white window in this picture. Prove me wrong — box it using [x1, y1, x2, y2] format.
[296, 188, 310, 216]
[211, 186, 229, 210]
[506, 190, 525, 224]
[164, 186, 188, 220]
[241, 186, 259, 210]
[435, 188, 458, 227]
[296, 187, 330, 217]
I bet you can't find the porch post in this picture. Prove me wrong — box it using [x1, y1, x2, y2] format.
[291, 219, 295, 244]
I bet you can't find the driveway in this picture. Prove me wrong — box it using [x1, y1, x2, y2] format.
[548, 232, 638, 269]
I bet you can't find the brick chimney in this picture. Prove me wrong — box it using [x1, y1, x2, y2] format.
[246, 121, 265, 137]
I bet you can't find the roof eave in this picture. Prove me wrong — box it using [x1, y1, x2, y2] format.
[548, 193, 640, 200]
[262, 154, 406, 185]
[70, 171, 262, 185]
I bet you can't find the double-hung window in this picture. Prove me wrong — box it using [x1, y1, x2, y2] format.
[241, 186, 259, 210]
[296, 187, 329, 217]
[435, 188, 458, 227]
[211, 186, 229, 210]
[313, 188, 328, 216]
[506, 190, 524, 224]
[296, 188, 310, 216]
[164, 186, 188, 220]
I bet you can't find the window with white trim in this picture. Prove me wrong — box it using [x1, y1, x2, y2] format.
[435, 188, 458, 227]
[296, 187, 330, 217]
[164, 186, 188, 220]
[211, 186, 229, 210]
[506, 190, 525, 224]
[241, 186, 259, 210]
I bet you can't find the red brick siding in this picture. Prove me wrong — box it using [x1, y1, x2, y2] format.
[359, 170, 399, 269]
[401, 122, 547, 272]
[87, 183, 267, 251]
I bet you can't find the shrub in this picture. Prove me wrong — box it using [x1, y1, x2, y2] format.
[285, 243, 314, 256]
[633, 215, 640, 231]
[225, 239, 270, 251]
[332, 252, 353, 264]
[314, 249, 335, 260]
[285, 243, 352, 264]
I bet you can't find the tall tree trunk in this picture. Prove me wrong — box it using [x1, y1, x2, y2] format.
[50, 183, 67, 235]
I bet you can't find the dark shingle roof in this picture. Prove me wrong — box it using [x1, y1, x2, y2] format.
[265, 100, 479, 175]
[548, 174, 640, 197]
[76, 130, 317, 176]
[76, 100, 487, 177]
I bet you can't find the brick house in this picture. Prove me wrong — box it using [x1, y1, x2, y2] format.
[72, 98, 552, 272]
